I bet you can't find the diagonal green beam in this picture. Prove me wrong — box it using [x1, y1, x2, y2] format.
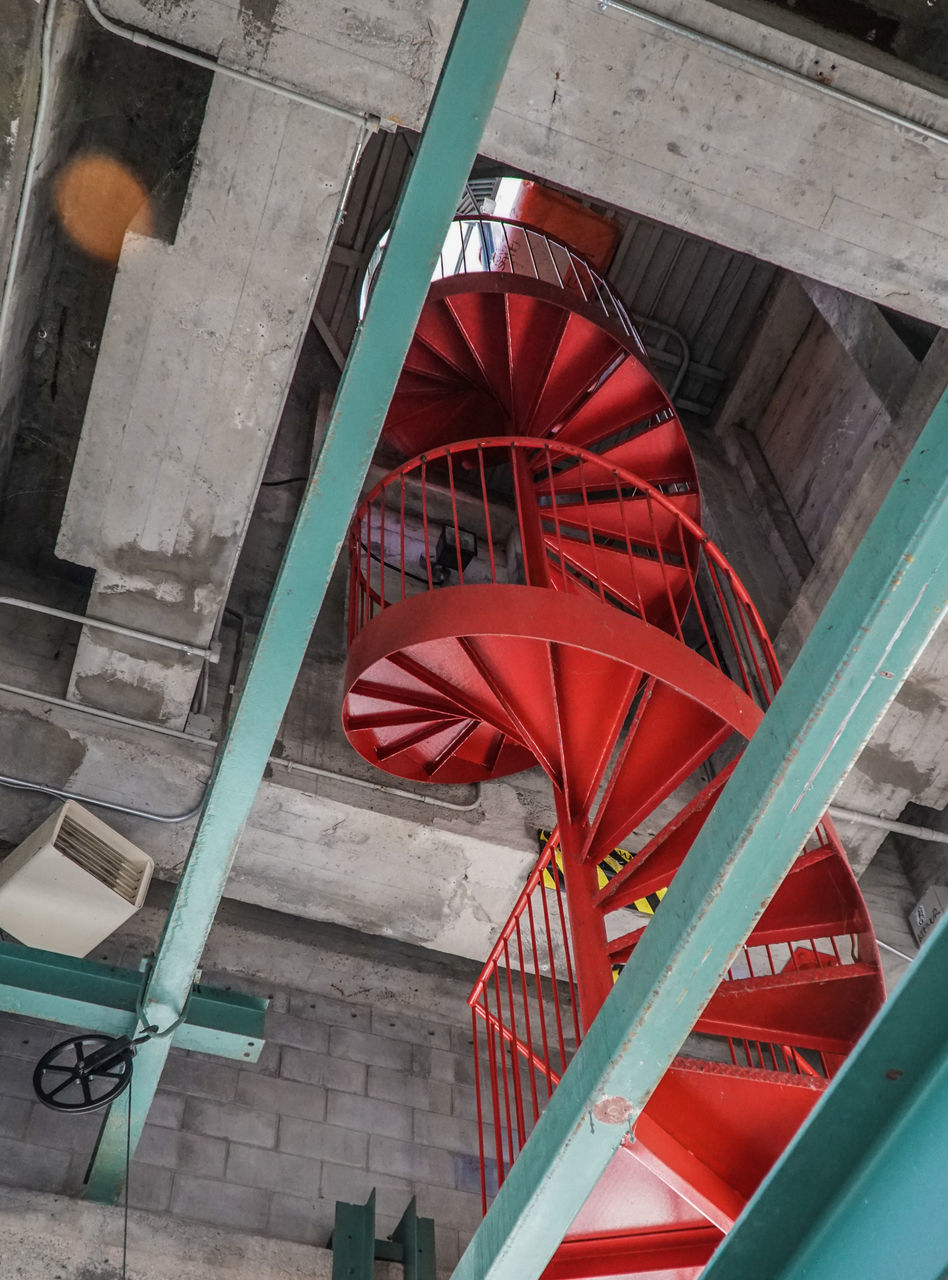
[0, 942, 266, 1060]
[84, 0, 532, 1203]
[702, 909, 948, 1280]
[450, 386, 948, 1280]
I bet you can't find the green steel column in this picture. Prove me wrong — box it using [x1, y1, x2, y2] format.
[84, 0, 531, 1202]
[703, 910, 948, 1280]
[449, 387, 948, 1280]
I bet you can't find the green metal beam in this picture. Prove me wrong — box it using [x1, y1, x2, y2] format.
[449, 386, 948, 1280]
[84, 0, 531, 1203]
[703, 911, 948, 1280]
[0, 942, 266, 1061]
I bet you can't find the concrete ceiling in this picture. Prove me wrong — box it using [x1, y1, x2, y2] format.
[0, 0, 945, 983]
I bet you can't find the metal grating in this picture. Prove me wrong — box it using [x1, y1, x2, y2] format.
[55, 815, 144, 905]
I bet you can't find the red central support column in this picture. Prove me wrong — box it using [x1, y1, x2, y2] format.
[557, 814, 613, 1032]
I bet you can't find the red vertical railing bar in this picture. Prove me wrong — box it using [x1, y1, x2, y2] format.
[399, 475, 407, 602]
[523, 228, 541, 279]
[492, 967, 516, 1167]
[347, 529, 357, 643]
[542, 446, 570, 591]
[420, 458, 434, 589]
[379, 498, 386, 609]
[502, 941, 527, 1147]
[648, 490, 686, 643]
[691, 543, 724, 672]
[576, 460, 607, 605]
[471, 1004, 563, 1084]
[482, 990, 508, 1187]
[471, 1004, 489, 1214]
[509, 444, 534, 587]
[706, 557, 752, 696]
[500, 222, 513, 273]
[538, 868, 569, 1072]
[675, 512, 701, 638]
[514, 918, 541, 1121]
[361, 513, 370, 630]
[735, 593, 769, 700]
[446, 451, 465, 584]
[613, 469, 647, 619]
[551, 861, 583, 1047]
[568, 251, 588, 303]
[548, 241, 566, 290]
[477, 446, 498, 582]
[525, 893, 555, 1101]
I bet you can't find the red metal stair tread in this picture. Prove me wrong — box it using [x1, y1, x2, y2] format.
[696, 963, 883, 1054]
[645, 1055, 826, 1202]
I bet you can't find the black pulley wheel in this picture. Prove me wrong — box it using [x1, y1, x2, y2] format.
[33, 1034, 134, 1113]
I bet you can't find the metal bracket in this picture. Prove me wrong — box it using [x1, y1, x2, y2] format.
[331, 1192, 436, 1280]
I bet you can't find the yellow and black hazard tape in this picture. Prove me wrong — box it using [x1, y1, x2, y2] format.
[537, 829, 667, 916]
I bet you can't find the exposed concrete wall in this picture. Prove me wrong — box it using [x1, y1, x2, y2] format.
[0, 894, 495, 1272]
[715, 275, 948, 874]
[56, 76, 365, 727]
[858, 840, 917, 994]
[0, 0, 82, 481]
[97, 0, 948, 325]
[0, 1188, 403, 1279]
[0, 653, 547, 959]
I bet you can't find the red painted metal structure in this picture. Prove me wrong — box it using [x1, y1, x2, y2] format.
[342, 207, 885, 1278]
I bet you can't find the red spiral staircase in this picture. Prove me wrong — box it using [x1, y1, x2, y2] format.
[342, 207, 884, 1278]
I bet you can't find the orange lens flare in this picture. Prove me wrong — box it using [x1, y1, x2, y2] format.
[54, 153, 153, 262]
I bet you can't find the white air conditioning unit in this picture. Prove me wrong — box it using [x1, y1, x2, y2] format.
[0, 801, 154, 957]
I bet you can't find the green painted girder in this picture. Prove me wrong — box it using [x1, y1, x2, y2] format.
[332, 1192, 436, 1280]
[0, 941, 266, 1061]
[84, 0, 531, 1203]
[450, 385, 948, 1280]
[703, 911, 948, 1280]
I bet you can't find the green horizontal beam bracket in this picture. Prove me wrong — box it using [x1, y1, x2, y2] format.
[450, 383, 948, 1280]
[0, 941, 266, 1061]
[703, 909, 948, 1280]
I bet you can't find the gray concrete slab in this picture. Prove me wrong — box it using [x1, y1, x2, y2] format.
[0, 1185, 403, 1280]
[102, 0, 948, 324]
[57, 75, 365, 726]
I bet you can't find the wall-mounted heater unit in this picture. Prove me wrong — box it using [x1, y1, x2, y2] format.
[0, 802, 153, 956]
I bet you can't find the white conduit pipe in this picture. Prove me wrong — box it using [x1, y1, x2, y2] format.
[598, 0, 948, 148]
[828, 803, 948, 846]
[0, 596, 219, 661]
[0, 681, 481, 819]
[0, 0, 59, 356]
[82, 0, 380, 130]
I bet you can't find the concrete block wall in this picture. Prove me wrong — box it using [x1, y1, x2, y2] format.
[0, 896, 501, 1274]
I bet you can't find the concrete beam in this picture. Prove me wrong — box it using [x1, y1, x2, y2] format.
[56, 77, 366, 727]
[99, 0, 948, 325]
[0, 1186, 403, 1280]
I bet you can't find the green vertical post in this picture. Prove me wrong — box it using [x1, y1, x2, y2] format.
[83, 0, 531, 1203]
[332, 1192, 377, 1280]
[449, 385, 948, 1280]
[393, 1197, 437, 1280]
